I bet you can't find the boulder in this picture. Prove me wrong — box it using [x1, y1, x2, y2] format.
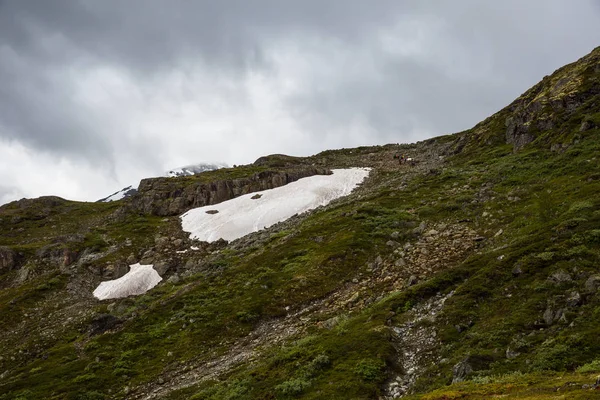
[543, 307, 555, 326]
[126, 254, 137, 265]
[452, 358, 473, 383]
[584, 275, 600, 293]
[549, 270, 572, 284]
[102, 263, 129, 279]
[0, 247, 16, 271]
[580, 119, 595, 132]
[407, 275, 418, 286]
[544, 307, 566, 325]
[512, 265, 523, 277]
[321, 316, 341, 330]
[566, 291, 582, 308]
[153, 261, 172, 276]
[505, 116, 535, 152]
[89, 314, 122, 336]
[412, 221, 427, 235]
[506, 347, 520, 359]
[62, 248, 79, 266]
[155, 236, 170, 248]
[394, 258, 406, 267]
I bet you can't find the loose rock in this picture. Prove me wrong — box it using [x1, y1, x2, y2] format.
[452, 358, 473, 383]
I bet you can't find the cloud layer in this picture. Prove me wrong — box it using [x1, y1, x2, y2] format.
[1, 0, 599, 204]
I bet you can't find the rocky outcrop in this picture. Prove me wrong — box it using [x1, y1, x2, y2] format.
[128, 167, 332, 216]
[452, 358, 474, 383]
[458, 46, 600, 154]
[505, 115, 536, 151]
[584, 275, 600, 293]
[36, 238, 82, 267]
[89, 314, 123, 336]
[503, 48, 600, 152]
[0, 247, 16, 272]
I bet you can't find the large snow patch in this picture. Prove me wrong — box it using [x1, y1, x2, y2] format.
[93, 263, 162, 300]
[181, 168, 370, 242]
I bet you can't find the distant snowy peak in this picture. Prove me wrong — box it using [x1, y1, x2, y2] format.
[166, 162, 229, 178]
[98, 185, 138, 202]
[98, 162, 229, 202]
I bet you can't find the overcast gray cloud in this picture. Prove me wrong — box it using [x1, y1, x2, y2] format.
[0, 0, 599, 204]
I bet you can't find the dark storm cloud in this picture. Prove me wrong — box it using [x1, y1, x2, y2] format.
[0, 0, 403, 163]
[0, 0, 598, 203]
[1, 0, 401, 72]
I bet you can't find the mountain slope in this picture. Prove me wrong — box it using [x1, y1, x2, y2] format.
[0, 47, 599, 400]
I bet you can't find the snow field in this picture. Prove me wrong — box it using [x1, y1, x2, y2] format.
[180, 168, 370, 242]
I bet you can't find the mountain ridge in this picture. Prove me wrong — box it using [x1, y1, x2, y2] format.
[97, 162, 231, 203]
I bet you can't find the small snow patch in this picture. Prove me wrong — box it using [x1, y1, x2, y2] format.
[181, 168, 370, 242]
[93, 263, 162, 300]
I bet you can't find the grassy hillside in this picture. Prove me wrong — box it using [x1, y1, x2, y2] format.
[0, 47, 599, 400]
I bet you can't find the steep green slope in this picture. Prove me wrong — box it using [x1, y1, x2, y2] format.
[0, 47, 599, 400]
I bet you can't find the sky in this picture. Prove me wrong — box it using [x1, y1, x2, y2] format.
[0, 1, 599, 204]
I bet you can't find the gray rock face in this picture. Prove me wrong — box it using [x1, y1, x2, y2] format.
[452, 358, 473, 383]
[543, 307, 566, 325]
[407, 275, 418, 286]
[506, 347, 520, 360]
[153, 261, 172, 276]
[100, 263, 128, 280]
[505, 116, 535, 152]
[126, 254, 137, 265]
[500, 64, 595, 153]
[580, 119, 595, 132]
[89, 314, 122, 336]
[0, 247, 16, 271]
[412, 221, 427, 235]
[566, 291, 582, 308]
[549, 270, 572, 284]
[543, 307, 555, 326]
[584, 275, 600, 293]
[129, 167, 332, 216]
[512, 265, 523, 277]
